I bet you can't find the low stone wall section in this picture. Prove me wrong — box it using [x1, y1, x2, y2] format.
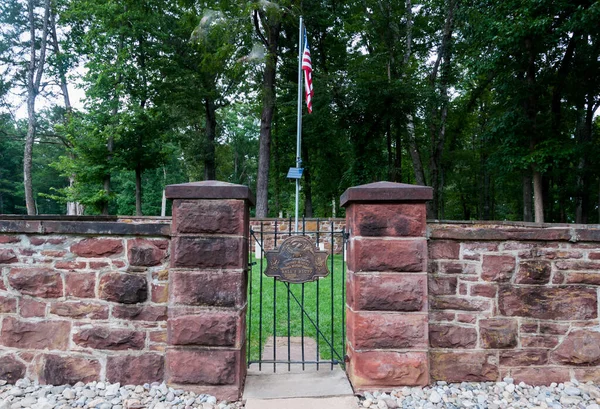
[428, 222, 600, 385]
[0, 220, 170, 386]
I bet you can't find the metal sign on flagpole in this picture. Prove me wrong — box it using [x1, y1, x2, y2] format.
[294, 16, 304, 233]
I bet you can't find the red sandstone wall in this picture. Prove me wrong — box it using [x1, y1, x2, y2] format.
[4, 215, 600, 388]
[0, 228, 170, 385]
[428, 222, 600, 385]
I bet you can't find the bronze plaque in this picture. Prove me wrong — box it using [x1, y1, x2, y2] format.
[264, 236, 330, 283]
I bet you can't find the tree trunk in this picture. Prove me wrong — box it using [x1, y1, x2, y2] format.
[524, 36, 543, 223]
[102, 131, 113, 215]
[24, 0, 50, 215]
[254, 10, 281, 218]
[386, 118, 393, 180]
[135, 165, 142, 216]
[533, 169, 544, 223]
[403, 0, 426, 188]
[50, 11, 84, 215]
[407, 115, 426, 186]
[24, 97, 36, 215]
[204, 98, 217, 180]
[523, 173, 533, 222]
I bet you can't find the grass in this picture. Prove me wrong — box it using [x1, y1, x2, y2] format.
[246, 252, 346, 366]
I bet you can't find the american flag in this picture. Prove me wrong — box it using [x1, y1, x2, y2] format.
[302, 28, 313, 113]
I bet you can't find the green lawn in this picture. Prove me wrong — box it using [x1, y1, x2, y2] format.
[246, 253, 347, 366]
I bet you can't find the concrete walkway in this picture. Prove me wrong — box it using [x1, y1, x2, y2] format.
[243, 337, 359, 409]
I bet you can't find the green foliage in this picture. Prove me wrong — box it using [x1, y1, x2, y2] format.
[0, 0, 598, 221]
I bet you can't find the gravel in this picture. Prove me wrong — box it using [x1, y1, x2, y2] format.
[4, 376, 600, 408]
[359, 379, 600, 409]
[0, 379, 244, 409]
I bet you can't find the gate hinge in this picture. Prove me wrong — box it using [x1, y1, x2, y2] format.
[343, 232, 350, 240]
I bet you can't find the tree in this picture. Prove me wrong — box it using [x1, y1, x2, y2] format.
[253, 1, 287, 217]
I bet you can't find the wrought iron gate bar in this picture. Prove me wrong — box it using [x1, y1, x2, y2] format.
[247, 219, 346, 372]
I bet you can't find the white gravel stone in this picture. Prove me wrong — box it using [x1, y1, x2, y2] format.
[0, 379, 242, 409]
[429, 390, 441, 403]
[360, 381, 600, 409]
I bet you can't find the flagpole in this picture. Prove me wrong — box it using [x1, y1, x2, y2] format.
[295, 16, 303, 233]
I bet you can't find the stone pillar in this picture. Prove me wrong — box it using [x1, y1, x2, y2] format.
[341, 182, 432, 391]
[165, 181, 254, 401]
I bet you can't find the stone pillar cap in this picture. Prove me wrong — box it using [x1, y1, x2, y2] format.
[340, 181, 432, 207]
[165, 181, 255, 205]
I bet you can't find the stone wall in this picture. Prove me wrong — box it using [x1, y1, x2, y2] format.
[428, 222, 600, 385]
[0, 219, 170, 386]
[4, 185, 600, 395]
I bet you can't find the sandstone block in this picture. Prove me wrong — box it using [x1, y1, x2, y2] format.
[172, 237, 245, 269]
[19, 298, 46, 317]
[457, 313, 477, 324]
[0, 249, 18, 264]
[65, 272, 96, 298]
[128, 238, 168, 267]
[39, 354, 101, 385]
[168, 312, 239, 347]
[151, 283, 169, 303]
[565, 273, 600, 285]
[0, 317, 70, 350]
[521, 321, 539, 333]
[470, 284, 497, 298]
[429, 324, 477, 349]
[482, 255, 515, 282]
[106, 354, 164, 384]
[171, 271, 245, 308]
[55, 261, 87, 270]
[498, 286, 597, 320]
[429, 241, 460, 260]
[499, 350, 548, 366]
[173, 200, 246, 235]
[511, 367, 569, 386]
[349, 239, 426, 272]
[167, 349, 238, 385]
[347, 350, 428, 388]
[428, 276, 457, 296]
[73, 326, 145, 350]
[99, 272, 147, 304]
[431, 296, 491, 312]
[8, 268, 63, 298]
[552, 330, 600, 365]
[461, 242, 499, 260]
[0, 295, 17, 313]
[347, 311, 427, 349]
[71, 238, 123, 257]
[479, 319, 518, 349]
[150, 331, 167, 343]
[0, 235, 20, 244]
[50, 301, 109, 320]
[555, 261, 600, 270]
[574, 368, 600, 382]
[348, 273, 426, 312]
[430, 351, 498, 382]
[539, 322, 569, 335]
[112, 305, 168, 321]
[348, 203, 426, 237]
[0, 355, 26, 383]
[515, 260, 551, 284]
[520, 335, 559, 348]
[439, 261, 477, 275]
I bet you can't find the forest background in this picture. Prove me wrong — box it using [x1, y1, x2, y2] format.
[0, 0, 599, 223]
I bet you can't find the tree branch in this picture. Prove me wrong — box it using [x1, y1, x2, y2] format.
[253, 10, 269, 48]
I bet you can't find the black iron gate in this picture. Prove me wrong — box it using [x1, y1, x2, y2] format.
[247, 218, 347, 372]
